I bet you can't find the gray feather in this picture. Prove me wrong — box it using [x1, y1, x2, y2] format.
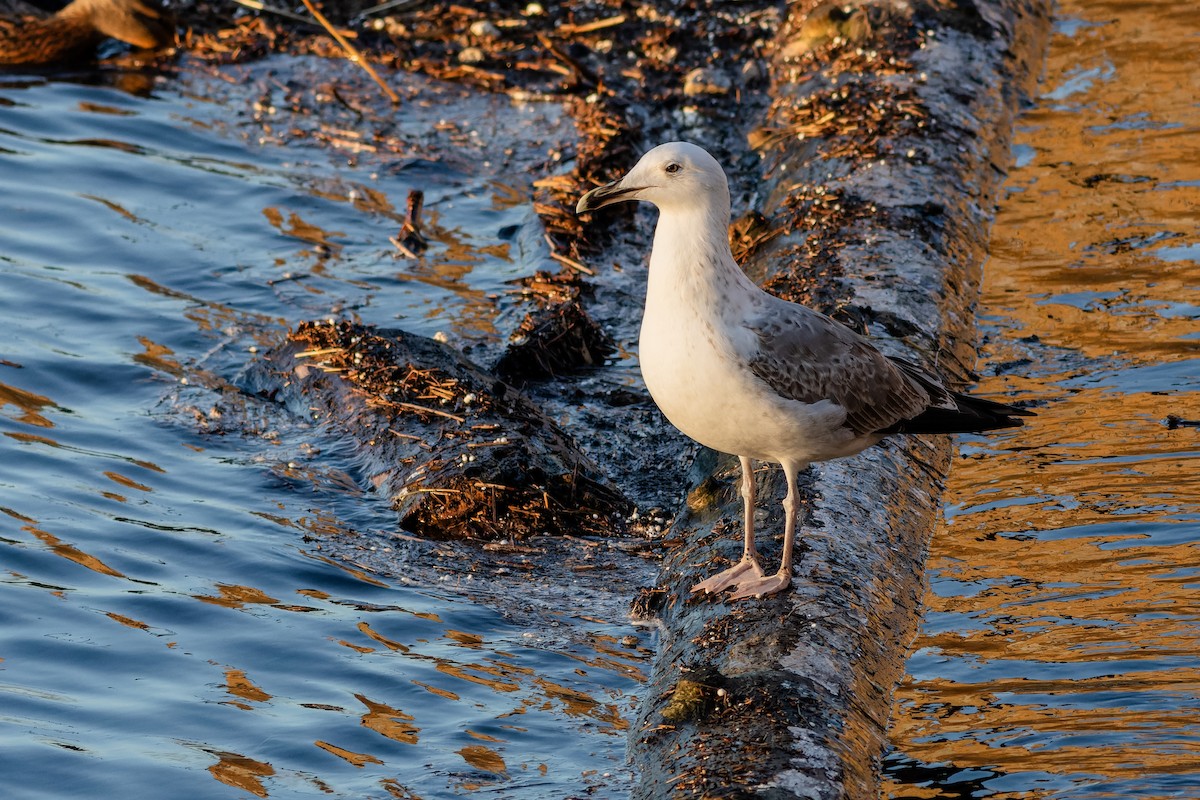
[744, 301, 936, 435]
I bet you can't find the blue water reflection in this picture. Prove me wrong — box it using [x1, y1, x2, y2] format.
[1, 62, 642, 798]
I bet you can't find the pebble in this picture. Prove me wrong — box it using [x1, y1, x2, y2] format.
[683, 67, 732, 97]
[458, 46, 486, 65]
[469, 20, 499, 38]
[741, 59, 764, 82]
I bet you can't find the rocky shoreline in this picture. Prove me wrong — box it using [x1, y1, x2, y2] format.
[625, 2, 1051, 796]
[96, 1, 1055, 795]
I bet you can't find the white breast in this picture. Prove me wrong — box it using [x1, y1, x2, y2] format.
[638, 258, 871, 465]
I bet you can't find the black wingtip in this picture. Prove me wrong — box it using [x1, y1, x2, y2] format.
[879, 393, 1035, 435]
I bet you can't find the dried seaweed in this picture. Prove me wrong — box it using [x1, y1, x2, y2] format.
[246, 319, 632, 540]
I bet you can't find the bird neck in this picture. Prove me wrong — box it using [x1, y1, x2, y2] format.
[646, 201, 758, 311]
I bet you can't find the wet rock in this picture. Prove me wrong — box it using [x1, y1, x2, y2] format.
[494, 300, 615, 382]
[241, 320, 631, 541]
[778, 0, 877, 58]
[492, 268, 616, 382]
[740, 58, 766, 83]
[468, 20, 499, 39]
[457, 45, 485, 64]
[629, 1, 1053, 797]
[728, 209, 780, 265]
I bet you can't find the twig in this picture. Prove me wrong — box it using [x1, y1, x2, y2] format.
[556, 15, 626, 36]
[231, 0, 322, 26]
[389, 236, 420, 259]
[536, 32, 599, 87]
[295, 347, 344, 358]
[329, 85, 366, 120]
[548, 251, 594, 275]
[352, 0, 427, 22]
[298, 0, 401, 106]
[394, 401, 464, 423]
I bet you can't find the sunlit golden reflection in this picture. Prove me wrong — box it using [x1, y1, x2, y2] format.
[458, 743, 507, 774]
[133, 336, 185, 377]
[0, 380, 58, 428]
[357, 693, 420, 745]
[314, 739, 384, 767]
[107, 611, 150, 631]
[225, 668, 272, 704]
[886, 0, 1200, 795]
[262, 207, 346, 252]
[355, 621, 408, 652]
[207, 750, 275, 797]
[195, 584, 281, 608]
[25, 523, 125, 578]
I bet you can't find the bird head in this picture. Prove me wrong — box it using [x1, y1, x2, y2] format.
[576, 142, 730, 215]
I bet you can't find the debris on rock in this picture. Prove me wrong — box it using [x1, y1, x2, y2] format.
[495, 270, 615, 382]
[243, 319, 631, 541]
[495, 299, 614, 382]
[682, 67, 732, 97]
[627, 0, 1054, 797]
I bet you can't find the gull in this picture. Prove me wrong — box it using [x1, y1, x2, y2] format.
[577, 142, 1032, 600]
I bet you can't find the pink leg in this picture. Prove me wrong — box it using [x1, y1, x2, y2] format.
[690, 456, 764, 594]
[728, 460, 804, 600]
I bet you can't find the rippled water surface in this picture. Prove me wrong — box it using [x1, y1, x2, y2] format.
[0, 59, 647, 798]
[885, 0, 1200, 796]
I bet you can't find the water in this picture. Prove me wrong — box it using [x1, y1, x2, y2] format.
[885, 0, 1200, 796]
[0, 59, 647, 798]
[6, 4, 1198, 795]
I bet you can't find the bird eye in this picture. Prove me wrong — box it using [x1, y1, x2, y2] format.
[664, 163, 682, 174]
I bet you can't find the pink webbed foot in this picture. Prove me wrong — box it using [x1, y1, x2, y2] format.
[690, 556, 764, 595]
[727, 569, 792, 600]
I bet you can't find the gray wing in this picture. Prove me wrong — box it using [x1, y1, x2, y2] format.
[745, 301, 941, 435]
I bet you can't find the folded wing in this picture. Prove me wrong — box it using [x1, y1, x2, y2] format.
[745, 301, 1031, 436]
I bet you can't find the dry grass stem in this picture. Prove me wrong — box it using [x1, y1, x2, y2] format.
[298, 0, 401, 105]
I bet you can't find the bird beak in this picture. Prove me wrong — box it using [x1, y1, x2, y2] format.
[576, 178, 642, 214]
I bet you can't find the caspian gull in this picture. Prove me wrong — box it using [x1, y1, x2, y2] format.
[577, 141, 1032, 600]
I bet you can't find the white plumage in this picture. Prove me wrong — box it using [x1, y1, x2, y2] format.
[578, 142, 1030, 599]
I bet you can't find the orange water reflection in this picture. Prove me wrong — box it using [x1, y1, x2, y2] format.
[885, 0, 1200, 796]
[207, 750, 275, 797]
[25, 522, 126, 579]
[0, 379, 58, 428]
